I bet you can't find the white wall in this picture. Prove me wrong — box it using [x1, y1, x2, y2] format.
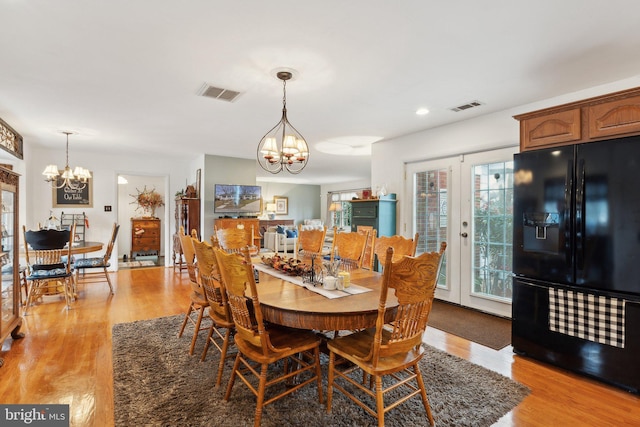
[26, 146, 195, 269]
[372, 75, 640, 235]
[258, 181, 321, 226]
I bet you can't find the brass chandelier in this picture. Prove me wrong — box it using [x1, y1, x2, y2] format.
[257, 71, 309, 174]
[42, 131, 91, 190]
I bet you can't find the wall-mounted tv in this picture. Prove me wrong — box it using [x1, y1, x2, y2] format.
[214, 184, 262, 214]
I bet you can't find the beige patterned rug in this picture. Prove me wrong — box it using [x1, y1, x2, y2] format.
[117, 260, 157, 268]
[112, 315, 529, 426]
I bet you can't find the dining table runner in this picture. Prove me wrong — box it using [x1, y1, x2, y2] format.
[253, 263, 372, 299]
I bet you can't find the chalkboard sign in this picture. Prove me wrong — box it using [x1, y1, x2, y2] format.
[52, 177, 93, 207]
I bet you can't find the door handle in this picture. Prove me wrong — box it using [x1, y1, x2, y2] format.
[460, 232, 468, 238]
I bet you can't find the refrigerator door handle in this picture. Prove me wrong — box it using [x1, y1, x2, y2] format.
[575, 158, 585, 269]
[565, 158, 573, 268]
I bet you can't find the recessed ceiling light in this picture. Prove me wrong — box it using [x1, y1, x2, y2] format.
[416, 108, 430, 116]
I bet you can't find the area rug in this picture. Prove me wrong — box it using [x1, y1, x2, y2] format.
[118, 260, 157, 268]
[112, 315, 529, 426]
[428, 300, 512, 350]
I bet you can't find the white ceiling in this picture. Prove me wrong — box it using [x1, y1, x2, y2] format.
[2, 1, 640, 185]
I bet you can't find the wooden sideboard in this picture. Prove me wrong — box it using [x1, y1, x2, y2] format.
[514, 86, 640, 151]
[131, 218, 161, 258]
[213, 218, 261, 247]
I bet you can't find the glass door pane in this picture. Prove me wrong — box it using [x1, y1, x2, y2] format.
[414, 168, 448, 287]
[471, 161, 514, 300]
[459, 147, 517, 317]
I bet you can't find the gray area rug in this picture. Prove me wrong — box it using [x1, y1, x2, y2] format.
[112, 315, 529, 427]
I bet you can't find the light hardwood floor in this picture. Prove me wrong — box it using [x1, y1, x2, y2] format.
[0, 266, 638, 426]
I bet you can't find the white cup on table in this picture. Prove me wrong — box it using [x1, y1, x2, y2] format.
[323, 276, 337, 290]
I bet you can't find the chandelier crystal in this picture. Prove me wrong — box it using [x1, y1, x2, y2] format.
[42, 131, 91, 190]
[256, 71, 309, 174]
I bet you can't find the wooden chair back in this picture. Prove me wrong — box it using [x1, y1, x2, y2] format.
[356, 226, 376, 270]
[178, 226, 198, 285]
[192, 239, 229, 321]
[214, 247, 273, 355]
[295, 224, 327, 258]
[215, 226, 254, 253]
[370, 232, 419, 270]
[330, 229, 369, 269]
[372, 242, 446, 361]
[102, 223, 120, 263]
[23, 224, 76, 275]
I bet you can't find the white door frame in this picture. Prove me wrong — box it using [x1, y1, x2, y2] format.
[405, 146, 517, 317]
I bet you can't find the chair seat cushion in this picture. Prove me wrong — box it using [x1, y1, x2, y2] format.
[28, 268, 72, 279]
[75, 257, 108, 268]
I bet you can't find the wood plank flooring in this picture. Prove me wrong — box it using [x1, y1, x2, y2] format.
[0, 267, 638, 426]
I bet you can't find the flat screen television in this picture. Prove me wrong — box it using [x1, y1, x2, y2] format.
[214, 184, 262, 214]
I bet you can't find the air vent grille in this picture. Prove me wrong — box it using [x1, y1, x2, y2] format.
[197, 83, 241, 102]
[450, 100, 484, 112]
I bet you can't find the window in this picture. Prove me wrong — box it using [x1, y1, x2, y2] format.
[328, 189, 369, 229]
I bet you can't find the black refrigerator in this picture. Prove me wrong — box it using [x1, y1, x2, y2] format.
[512, 135, 640, 394]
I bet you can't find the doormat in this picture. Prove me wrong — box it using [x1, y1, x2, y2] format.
[428, 300, 512, 350]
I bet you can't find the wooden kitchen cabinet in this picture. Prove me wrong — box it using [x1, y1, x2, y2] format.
[131, 218, 161, 259]
[515, 87, 640, 151]
[519, 109, 582, 150]
[587, 95, 640, 139]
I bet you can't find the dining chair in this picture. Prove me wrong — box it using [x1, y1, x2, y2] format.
[295, 224, 327, 261]
[177, 227, 210, 356]
[191, 238, 235, 386]
[22, 224, 77, 315]
[73, 222, 119, 294]
[369, 232, 419, 271]
[356, 225, 376, 271]
[326, 242, 447, 427]
[330, 228, 370, 269]
[215, 226, 255, 253]
[214, 247, 324, 427]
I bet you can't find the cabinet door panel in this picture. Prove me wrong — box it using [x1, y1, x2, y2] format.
[588, 95, 640, 139]
[521, 109, 581, 150]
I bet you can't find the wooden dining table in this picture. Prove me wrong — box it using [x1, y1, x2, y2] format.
[68, 241, 104, 255]
[23, 240, 104, 256]
[253, 263, 398, 331]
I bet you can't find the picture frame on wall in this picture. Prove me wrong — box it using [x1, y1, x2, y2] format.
[274, 196, 288, 215]
[52, 176, 93, 208]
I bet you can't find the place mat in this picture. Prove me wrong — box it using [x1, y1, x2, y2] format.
[253, 263, 371, 299]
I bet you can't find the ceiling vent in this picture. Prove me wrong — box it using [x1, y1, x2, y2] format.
[197, 83, 241, 102]
[450, 100, 484, 112]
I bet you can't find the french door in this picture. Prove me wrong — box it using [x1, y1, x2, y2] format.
[405, 146, 517, 317]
